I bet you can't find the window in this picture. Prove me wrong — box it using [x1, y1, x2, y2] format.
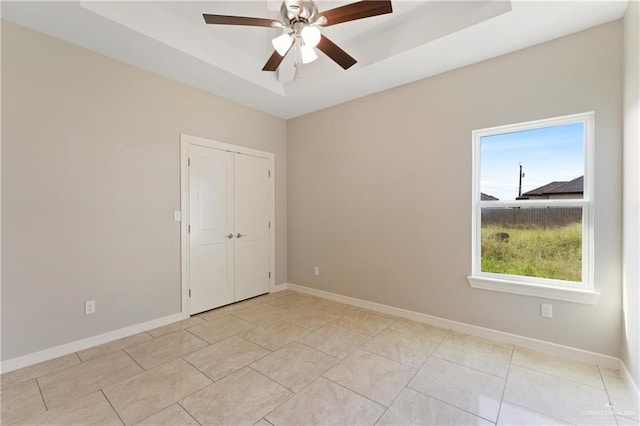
[468, 112, 598, 304]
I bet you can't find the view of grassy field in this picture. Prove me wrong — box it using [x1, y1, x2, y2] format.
[481, 222, 582, 282]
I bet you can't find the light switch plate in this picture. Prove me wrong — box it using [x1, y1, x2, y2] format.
[174, 211, 181, 222]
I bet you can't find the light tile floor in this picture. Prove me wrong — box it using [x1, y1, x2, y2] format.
[1, 290, 638, 425]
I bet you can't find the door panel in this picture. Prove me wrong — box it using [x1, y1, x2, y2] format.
[189, 145, 234, 314]
[234, 154, 270, 300]
[235, 239, 269, 301]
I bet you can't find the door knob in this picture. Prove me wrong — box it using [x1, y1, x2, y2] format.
[226, 233, 234, 239]
[236, 233, 244, 238]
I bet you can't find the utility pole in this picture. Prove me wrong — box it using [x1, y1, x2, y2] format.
[518, 163, 525, 197]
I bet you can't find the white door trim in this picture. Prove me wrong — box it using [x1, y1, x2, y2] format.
[180, 134, 276, 316]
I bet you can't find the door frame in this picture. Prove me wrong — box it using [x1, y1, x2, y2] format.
[180, 134, 276, 316]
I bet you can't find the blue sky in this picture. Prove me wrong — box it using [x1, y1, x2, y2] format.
[480, 122, 584, 201]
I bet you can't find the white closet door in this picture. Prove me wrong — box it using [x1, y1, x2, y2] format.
[188, 145, 235, 314]
[234, 153, 270, 301]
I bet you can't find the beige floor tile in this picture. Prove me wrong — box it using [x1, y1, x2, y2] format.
[617, 414, 640, 425]
[497, 401, 570, 425]
[298, 323, 371, 359]
[251, 342, 339, 392]
[512, 347, 604, 388]
[38, 350, 143, 408]
[135, 404, 199, 425]
[388, 318, 449, 341]
[183, 335, 269, 381]
[280, 307, 341, 330]
[77, 332, 153, 362]
[254, 419, 273, 426]
[305, 299, 353, 316]
[103, 358, 211, 425]
[433, 333, 513, 377]
[361, 328, 439, 368]
[0, 379, 46, 424]
[266, 377, 385, 426]
[239, 319, 310, 351]
[147, 317, 206, 338]
[198, 296, 271, 321]
[267, 293, 319, 310]
[377, 388, 493, 426]
[600, 367, 639, 420]
[409, 357, 504, 422]
[356, 308, 399, 321]
[180, 367, 292, 426]
[262, 289, 296, 299]
[187, 314, 256, 343]
[197, 303, 242, 321]
[504, 365, 615, 425]
[16, 391, 121, 426]
[324, 349, 415, 407]
[1, 353, 81, 389]
[232, 304, 292, 324]
[233, 293, 272, 307]
[333, 309, 395, 336]
[125, 330, 207, 369]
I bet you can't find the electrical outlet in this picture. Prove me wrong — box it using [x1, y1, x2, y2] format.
[314, 266, 320, 276]
[541, 303, 552, 318]
[85, 300, 96, 315]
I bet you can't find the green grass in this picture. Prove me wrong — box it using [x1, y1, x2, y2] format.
[481, 222, 582, 282]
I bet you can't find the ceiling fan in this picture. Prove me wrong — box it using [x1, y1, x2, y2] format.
[203, 0, 393, 76]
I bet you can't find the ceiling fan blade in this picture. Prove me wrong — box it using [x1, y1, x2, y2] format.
[262, 48, 292, 72]
[319, 1, 392, 27]
[316, 35, 357, 70]
[203, 14, 276, 27]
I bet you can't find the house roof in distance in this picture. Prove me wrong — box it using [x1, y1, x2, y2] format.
[523, 176, 584, 196]
[481, 193, 499, 201]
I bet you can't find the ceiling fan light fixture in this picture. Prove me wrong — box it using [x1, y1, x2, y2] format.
[301, 44, 318, 64]
[300, 25, 321, 47]
[272, 33, 293, 56]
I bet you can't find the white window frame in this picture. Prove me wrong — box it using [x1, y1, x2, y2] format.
[468, 112, 599, 305]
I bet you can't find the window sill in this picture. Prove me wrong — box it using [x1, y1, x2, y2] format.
[467, 276, 600, 305]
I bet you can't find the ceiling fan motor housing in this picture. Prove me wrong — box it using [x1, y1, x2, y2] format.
[281, 0, 319, 24]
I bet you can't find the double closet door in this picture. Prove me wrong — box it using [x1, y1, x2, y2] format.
[188, 144, 270, 315]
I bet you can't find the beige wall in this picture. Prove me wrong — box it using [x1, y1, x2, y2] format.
[622, 0, 640, 390]
[288, 21, 623, 356]
[1, 21, 287, 360]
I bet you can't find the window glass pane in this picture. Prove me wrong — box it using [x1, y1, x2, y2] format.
[480, 206, 582, 282]
[480, 123, 584, 201]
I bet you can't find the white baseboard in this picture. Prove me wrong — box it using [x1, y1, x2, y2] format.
[1, 312, 187, 374]
[619, 360, 640, 417]
[271, 283, 288, 293]
[2, 285, 293, 374]
[286, 283, 621, 369]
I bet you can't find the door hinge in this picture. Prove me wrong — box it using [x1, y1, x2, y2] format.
[188, 224, 191, 233]
[268, 170, 271, 178]
[268, 271, 271, 279]
[189, 289, 191, 297]
[188, 158, 191, 167]
[268, 221, 271, 229]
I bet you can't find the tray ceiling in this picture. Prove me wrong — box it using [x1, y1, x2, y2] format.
[1, 1, 628, 118]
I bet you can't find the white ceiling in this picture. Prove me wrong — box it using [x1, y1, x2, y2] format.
[1, 1, 628, 119]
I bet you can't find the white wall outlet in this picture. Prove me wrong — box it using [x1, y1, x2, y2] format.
[85, 300, 96, 315]
[174, 211, 182, 222]
[314, 266, 320, 276]
[541, 303, 552, 318]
